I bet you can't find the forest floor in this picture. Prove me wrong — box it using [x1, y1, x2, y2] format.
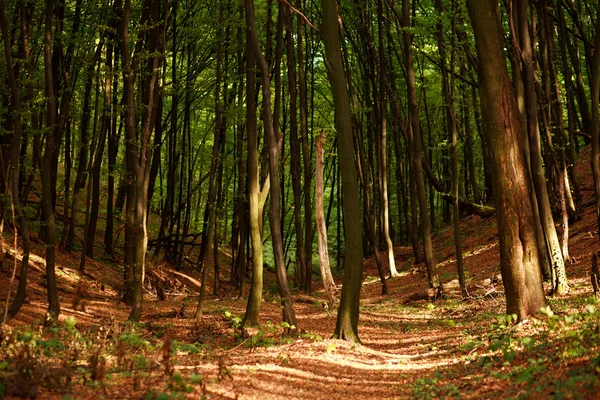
[2, 147, 600, 399]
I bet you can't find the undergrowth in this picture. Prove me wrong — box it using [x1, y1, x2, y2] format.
[410, 297, 600, 399]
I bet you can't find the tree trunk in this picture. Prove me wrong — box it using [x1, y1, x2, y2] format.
[516, 0, 568, 295]
[403, 0, 439, 289]
[245, 0, 297, 334]
[322, 0, 364, 343]
[376, 0, 397, 278]
[196, 0, 225, 320]
[41, 0, 60, 326]
[242, 23, 263, 327]
[591, 2, 600, 249]
[467, 0, 546, 320]
[283, 6, 307, 293]
[316, 131, 339, 306]
[1, 0, 32, 320]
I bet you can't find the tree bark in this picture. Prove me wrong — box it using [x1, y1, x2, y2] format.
[467, 0, 546, 320]
[245, 0, 297, 334]
[315, 130, 339, 306]
[1, 0, 32, 320]
[321, 0, 364, 342]
[41, 0, 60, 326]
[403, 0, 439, 289]
[516, 0, 568, 295]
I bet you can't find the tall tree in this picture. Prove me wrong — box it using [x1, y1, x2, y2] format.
[467, 0, 546, 320]
[1, 0, 32, 320]
[402, 0, 439, 289]
[119, 0, 164, 321]
[515, 0, 568, 294]
[245, 0, 297, 333]
[321, 0, 364, 342]
[40, 0, 60, 326]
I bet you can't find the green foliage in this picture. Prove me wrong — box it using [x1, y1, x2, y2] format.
[119, 332, 151, 349]
[222, 311, 242, 332]
[172, 341, 200, 355]
[411, 370, 460, 399]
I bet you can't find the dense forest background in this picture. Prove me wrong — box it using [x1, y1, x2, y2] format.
[2, 0, 600, 397]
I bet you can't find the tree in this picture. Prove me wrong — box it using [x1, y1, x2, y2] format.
[118, 0, 165, 321]
[315, 130, 339, 306]
[321, 0, 364, 342]
[467, 0, 546, 320]
[244, 0, 297, 334]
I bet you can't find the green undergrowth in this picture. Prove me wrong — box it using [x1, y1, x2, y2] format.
[0, 317, 209, 399]
[0, 306, 326, 399]
[410, 297, 600, 399]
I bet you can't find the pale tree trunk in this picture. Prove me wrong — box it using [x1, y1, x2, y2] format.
[242, 23, 270, 328]
[316, 131, 339, 306]
[516, 0, 568, 295]
[245, 0, 297, 334]
[376, 0, 397, 278]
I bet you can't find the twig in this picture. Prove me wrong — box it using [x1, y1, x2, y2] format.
[3, 187, 18, 325]
[220, 337, 250, 353]
[277, 0, 319, 33]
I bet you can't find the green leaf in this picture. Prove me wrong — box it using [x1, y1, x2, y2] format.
[326, 343, 336, 353]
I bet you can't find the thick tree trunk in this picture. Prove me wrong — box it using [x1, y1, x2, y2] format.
[467, 0, 546, 320]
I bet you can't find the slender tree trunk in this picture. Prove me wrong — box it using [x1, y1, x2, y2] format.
[196, 1, 225, 320]
[41, 0, 60, 326]
[1, 0, 32, 320]
[557, 0, 580, 206]
[516, 0, 568, 295]
[297, 0, 313, 294]
[437, 0, 466, 296]
[376, 0, 397, 278]
[403, 0, 439, 289]
[245, 0, 297, 333]
[242, 23, 263, 327]
[322, 0, 364, 342]
[283, 6, 307, 292]
[591, 2, 600, 249]
[316, 130, 339, 305]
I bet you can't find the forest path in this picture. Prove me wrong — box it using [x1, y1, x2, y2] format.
[1, 147, 599, 399]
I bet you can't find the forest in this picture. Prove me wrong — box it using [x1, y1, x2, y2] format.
[1, 0, 600, 398]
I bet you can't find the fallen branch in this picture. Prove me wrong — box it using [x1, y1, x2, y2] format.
[422, 158, 496, 217]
